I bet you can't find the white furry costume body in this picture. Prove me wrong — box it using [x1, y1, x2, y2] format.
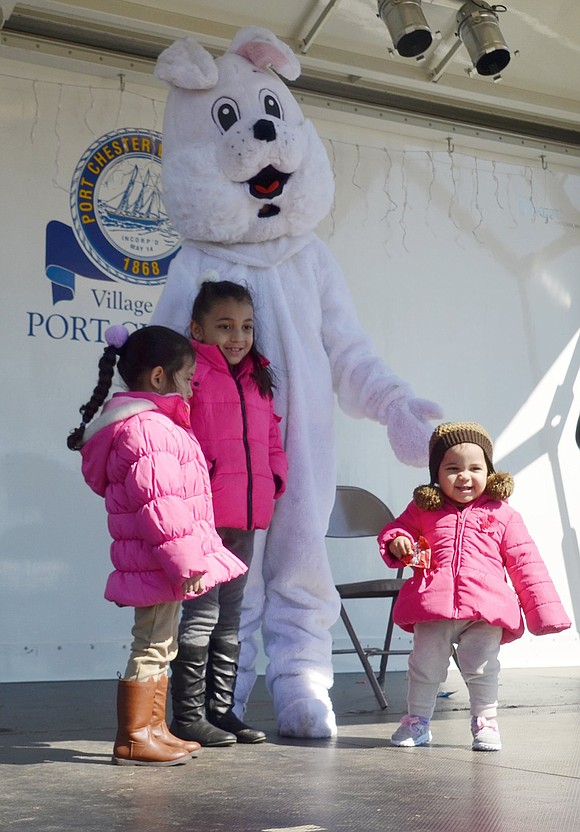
[153, 28, 441, 737]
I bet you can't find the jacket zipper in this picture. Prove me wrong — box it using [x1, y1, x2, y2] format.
[232, 371, 253, 529]
[452, 508, 467, 618]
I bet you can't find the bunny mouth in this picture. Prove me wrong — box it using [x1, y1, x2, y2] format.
[247, 165, 291, 201]
[258, 204, 281, 218]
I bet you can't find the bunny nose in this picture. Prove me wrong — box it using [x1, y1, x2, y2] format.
[253, 119, 276, 142]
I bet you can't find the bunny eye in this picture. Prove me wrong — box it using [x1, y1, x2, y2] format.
[260, 90, 282, 120]
[212, 98, 240, 132]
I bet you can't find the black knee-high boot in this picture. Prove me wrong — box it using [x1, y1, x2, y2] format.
[206, 637, 266, 744]
[169, 643, 236, 747]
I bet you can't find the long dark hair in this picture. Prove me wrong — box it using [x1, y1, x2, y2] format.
[191, 280, 275, 398]
[67, 325, 194, 451]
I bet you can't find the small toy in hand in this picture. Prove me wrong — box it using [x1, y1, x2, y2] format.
[402, 536, 431, 569]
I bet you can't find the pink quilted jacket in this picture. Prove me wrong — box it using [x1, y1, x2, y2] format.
[80, 391, 246, 607]
[378, 495, 571, 644]
[189, 342, 288, 530]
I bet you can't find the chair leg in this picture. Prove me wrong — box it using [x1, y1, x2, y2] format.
[340, 605, 388, 710]
[377, 602, 396, 686]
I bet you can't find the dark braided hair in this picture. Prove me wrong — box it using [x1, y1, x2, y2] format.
[67, 325, 195, 451]
[191, 280, 275, 398]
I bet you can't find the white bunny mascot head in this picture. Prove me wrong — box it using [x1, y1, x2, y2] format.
[156, 27, 333, 245]
[153, 26, 441, 738]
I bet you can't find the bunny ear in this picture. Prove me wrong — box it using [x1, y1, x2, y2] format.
[155, 37, 219, 90]
[228, 26, 301, 80]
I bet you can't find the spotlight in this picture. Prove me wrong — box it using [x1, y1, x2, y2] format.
[456, 1, 510, 77]
[378, 0, 433, 59]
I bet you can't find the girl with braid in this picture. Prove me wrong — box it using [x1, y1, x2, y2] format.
[67, 324, 246, 766]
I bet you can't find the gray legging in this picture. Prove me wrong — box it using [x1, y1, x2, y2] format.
[178, 527, 255, 648]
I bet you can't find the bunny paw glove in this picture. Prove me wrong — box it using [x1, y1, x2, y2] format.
[386, 397, 443, 467]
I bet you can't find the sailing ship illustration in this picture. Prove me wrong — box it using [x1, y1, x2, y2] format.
[100, 165, 166, 227]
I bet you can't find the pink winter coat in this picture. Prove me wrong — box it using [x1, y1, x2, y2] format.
[378, 495, 571, 644]
[189, 341, 288, 530]
[80, 391, 247, 607]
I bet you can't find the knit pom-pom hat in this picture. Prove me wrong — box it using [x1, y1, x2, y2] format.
[413, 421, 514, 510]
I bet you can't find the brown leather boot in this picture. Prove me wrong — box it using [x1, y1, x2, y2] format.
[151, 674, 201, 756]
[112, 678, 191, 766]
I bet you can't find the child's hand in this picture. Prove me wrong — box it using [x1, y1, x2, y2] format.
[182, 574, 206, 595]
[389, 536, 413, 560]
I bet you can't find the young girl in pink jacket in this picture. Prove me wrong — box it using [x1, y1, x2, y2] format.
[67, 324, 246, 766]
[169, 278, 288, 748]
[378, 421, 571, 752]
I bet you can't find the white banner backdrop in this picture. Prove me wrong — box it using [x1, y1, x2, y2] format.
[0, 56, 578, 682]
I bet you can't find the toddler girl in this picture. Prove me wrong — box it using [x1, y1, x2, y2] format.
[170, 278, 288, 747]
[67, 324, 246, 766]
[378, 421, 571, 751]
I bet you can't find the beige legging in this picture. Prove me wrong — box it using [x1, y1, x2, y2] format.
[123, 602, 182, 682]
[407, 619, 503, 720]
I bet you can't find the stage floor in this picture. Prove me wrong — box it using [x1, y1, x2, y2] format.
[1, 666, 579, 831]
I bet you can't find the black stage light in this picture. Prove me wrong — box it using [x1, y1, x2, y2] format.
[456, 1, 510, 76]
[378, 0, 434, 58]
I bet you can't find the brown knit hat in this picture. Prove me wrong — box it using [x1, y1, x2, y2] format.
[413, 421, 514, 510]
[428, 422, 494, 484]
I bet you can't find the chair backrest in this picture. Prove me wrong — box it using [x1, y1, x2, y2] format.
[326, 485, 395, 539]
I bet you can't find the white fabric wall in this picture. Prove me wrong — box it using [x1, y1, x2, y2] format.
[0, 56, 578, 682]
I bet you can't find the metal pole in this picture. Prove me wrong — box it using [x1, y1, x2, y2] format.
[300, 0, 344, 54]
[429, 36, 462, 82]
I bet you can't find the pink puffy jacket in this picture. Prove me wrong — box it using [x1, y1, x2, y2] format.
[189, 342, 288, 530]
[378, 495, 571, 644]
[80, 391, 247, 607]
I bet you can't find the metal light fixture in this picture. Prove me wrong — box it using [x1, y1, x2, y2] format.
[456, 1, 510, 76]
[377, 0, 433, 58]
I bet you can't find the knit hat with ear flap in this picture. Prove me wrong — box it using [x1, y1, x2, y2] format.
[413, 421, 514, 510]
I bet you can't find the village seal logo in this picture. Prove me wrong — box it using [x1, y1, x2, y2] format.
[34, 128, 180, 342]
[44, 128, 181, 305]
[70, 128, 180, 285]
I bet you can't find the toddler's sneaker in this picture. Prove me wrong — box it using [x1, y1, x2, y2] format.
[471, 716, 501, 751]
[391, 715, 432, 747]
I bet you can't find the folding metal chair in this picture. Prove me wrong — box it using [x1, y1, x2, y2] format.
[327, 485, 411, 709]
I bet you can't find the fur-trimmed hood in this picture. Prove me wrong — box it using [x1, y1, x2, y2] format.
[413, 471, 514, 511]
[80, 391, 191, 497]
